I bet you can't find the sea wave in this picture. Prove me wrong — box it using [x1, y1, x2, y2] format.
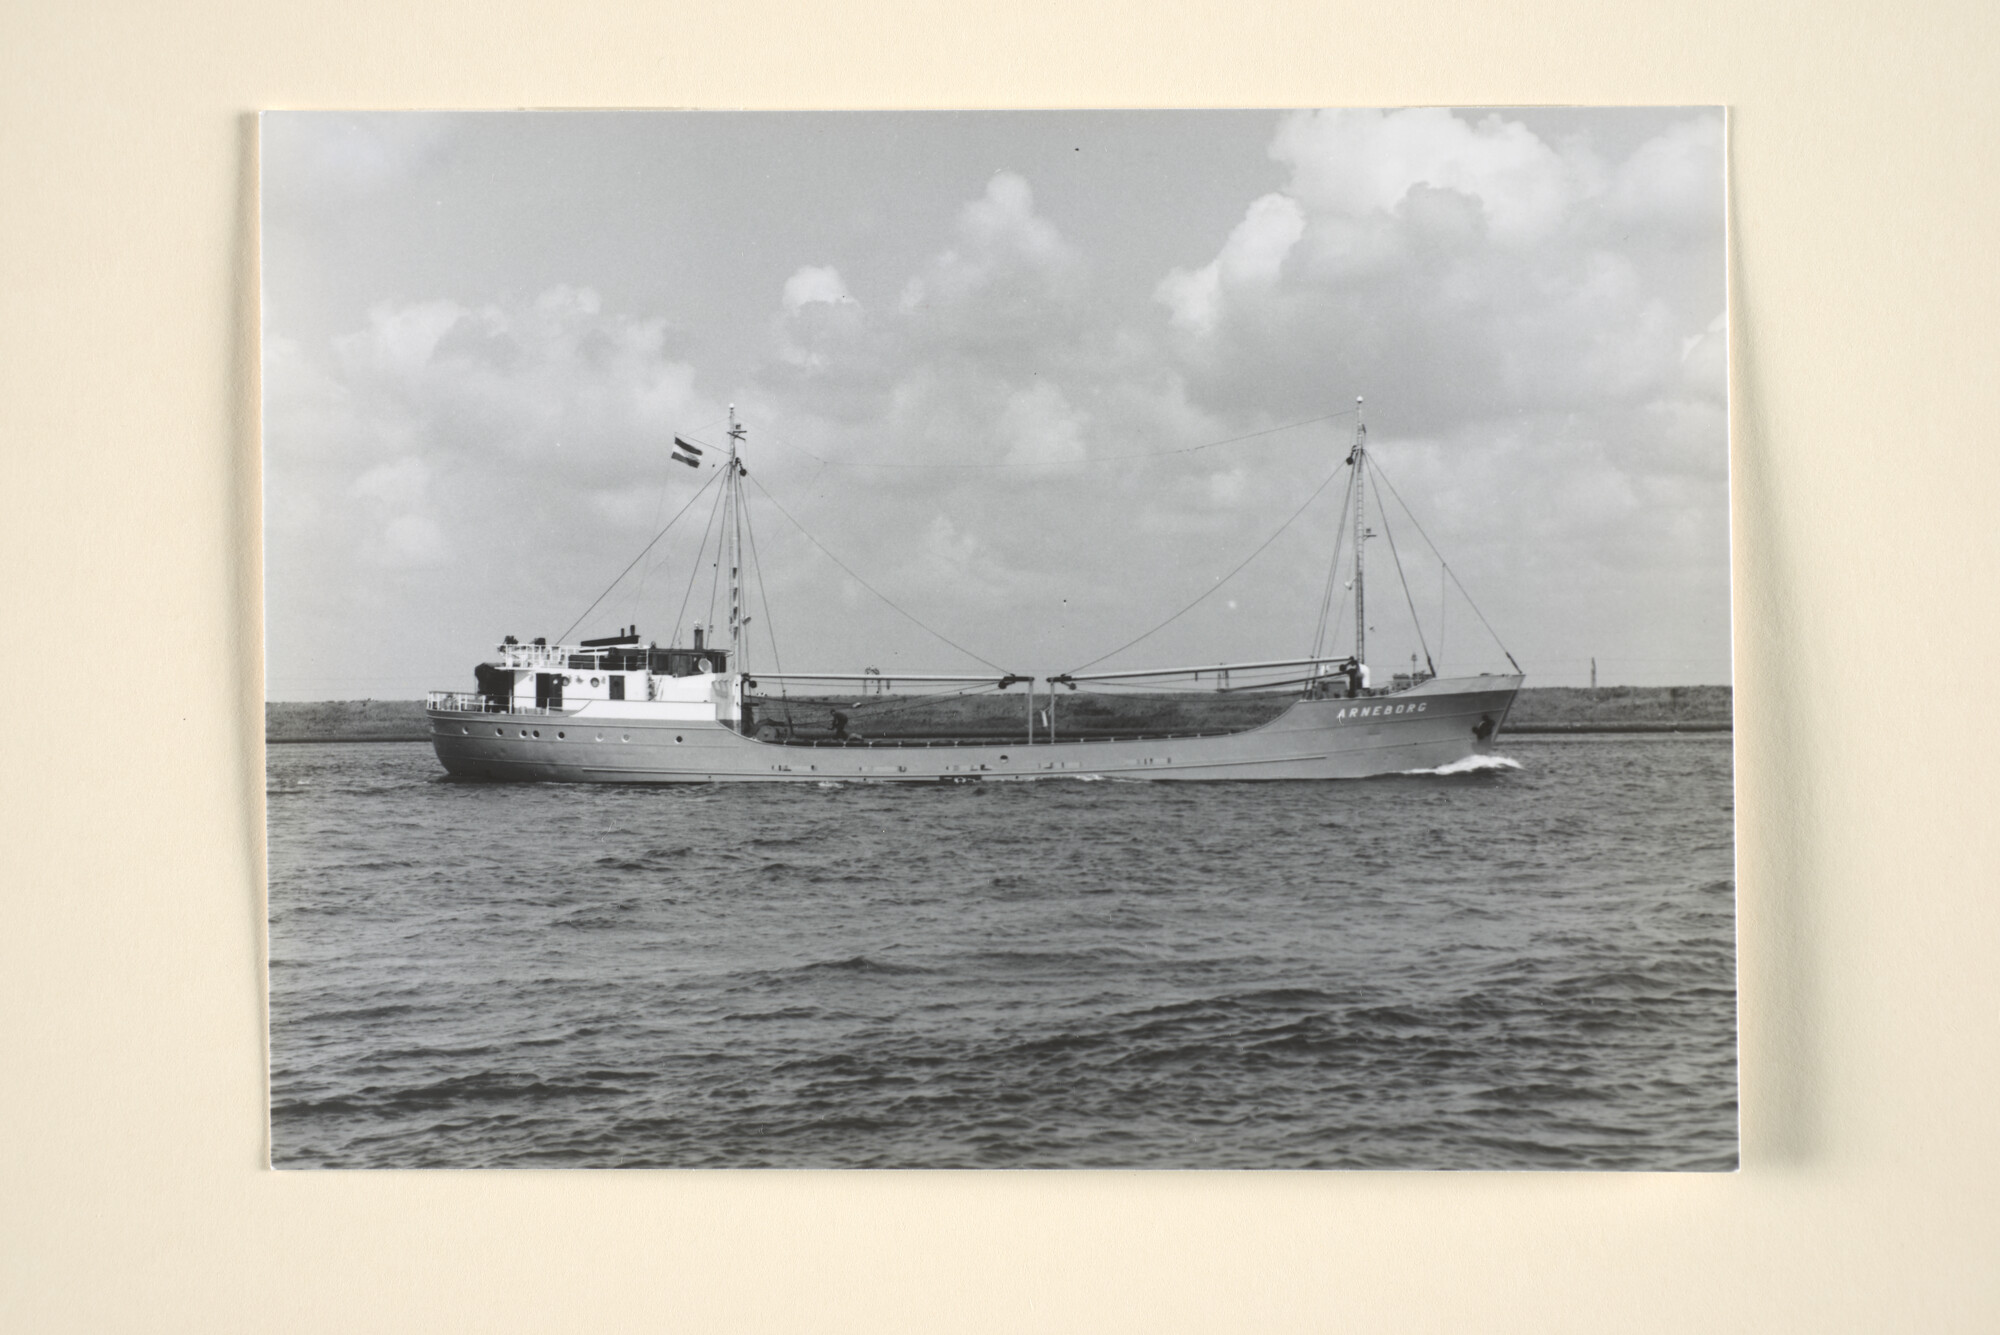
[1401, 753, 1524, 776]
[266, 733, 1736, 1170]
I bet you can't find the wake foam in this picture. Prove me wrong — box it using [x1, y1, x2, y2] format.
[1401, 753, 1523, 776]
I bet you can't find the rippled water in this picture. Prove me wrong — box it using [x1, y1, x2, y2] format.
[266, 735, 1736, 1169]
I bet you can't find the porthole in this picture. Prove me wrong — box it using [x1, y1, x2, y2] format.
[696, 658, 712, 673]
[460, 726, 469, 735]
[594, 732, 604, 741]
[557, 731, 565, 740]
[675, 735, 683, 743]
[494, 727, 504, 736]
[621, 733, 631, 742]
[531, 729, 541, 738]
[563, 674, 573, 685]
[591, 676, 602, 686]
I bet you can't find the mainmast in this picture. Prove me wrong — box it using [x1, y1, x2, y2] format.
[1347, 396, 1370, 672]
[726, 405, 747, 670]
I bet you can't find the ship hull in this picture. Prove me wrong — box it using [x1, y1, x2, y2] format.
[425, 674, 1523, 783]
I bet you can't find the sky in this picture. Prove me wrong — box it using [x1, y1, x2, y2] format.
[261, 109, 1728, 700]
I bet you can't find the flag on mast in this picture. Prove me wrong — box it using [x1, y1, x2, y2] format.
[671, 435, 703, 468]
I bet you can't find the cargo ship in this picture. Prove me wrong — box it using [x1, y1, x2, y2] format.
[425, 405, 1522, 782]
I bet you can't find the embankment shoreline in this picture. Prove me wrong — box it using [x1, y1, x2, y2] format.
[267, 685, 1732, 744]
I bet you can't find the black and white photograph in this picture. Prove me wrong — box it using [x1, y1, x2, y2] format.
[262, 108, 1734, 1169]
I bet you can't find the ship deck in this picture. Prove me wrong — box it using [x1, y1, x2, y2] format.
[424, 676, 1524, 783]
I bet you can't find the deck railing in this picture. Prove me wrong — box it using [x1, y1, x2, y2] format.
[426, 691, 567, 716]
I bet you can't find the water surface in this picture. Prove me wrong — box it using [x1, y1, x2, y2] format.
[267, 735, 1736, 1169]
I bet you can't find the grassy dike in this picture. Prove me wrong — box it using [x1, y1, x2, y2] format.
[267, 685, 1731, 743]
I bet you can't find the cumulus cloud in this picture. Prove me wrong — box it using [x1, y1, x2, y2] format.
[898, 172, 1088, 361]
[736, 111, 1726, 678]
[320, 285, 701, 486]
[995, 380, 1090, 469]
[265, 111, 1728, 694]
[261, 113, 456, 212]
[782, 266, 853, 311]
[1158, 192, 1306, 334]
[1608, 115, 1727, 230]
[757, 171, 1103, 469]
[772, 111, 1712, 679]
[264, 284, 713, 683]
[1274, 108, 1573, 244]
[348, 457, 447, 568]
[1153, 109, 1725, 438]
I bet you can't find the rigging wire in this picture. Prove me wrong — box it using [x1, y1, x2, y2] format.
[558, 466, 725, 644]
[1367, 462, 1435, 675]
[1057, 668, 1331, 695]
[742, 471, 1009, 672]
[1326, 578, 1352, 662]
[735, 469, 751, 655]
[625, 462, 678, 628]
[673, 471, 730, 648]
[1366, 455, 1522, 672]
[561, 409, 1504, 700]
[1061, 458, 1350, 676]
[703, 475, 729, 639]
[683, 408, 1359, 473]
[625, 424, 732, 626]
[740, 467, 800, 731]
[738, 475, 791, 724]
[1309, 463, 1358, 663]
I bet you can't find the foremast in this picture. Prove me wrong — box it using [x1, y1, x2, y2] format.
[726, 405, 746, 672]
[1346, 396, 1371, 677]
